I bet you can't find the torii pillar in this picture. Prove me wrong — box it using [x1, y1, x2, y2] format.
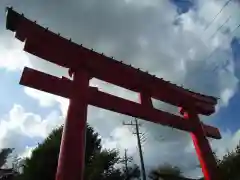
[5, 7, 222, 180]
[180, 107, 219, 180]
[56, 69, 90, 180]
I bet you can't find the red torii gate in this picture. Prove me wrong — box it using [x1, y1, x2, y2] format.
[6, 7, 221, 180]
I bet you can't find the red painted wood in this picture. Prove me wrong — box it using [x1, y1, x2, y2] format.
[180, 107, 220, 180]
[139, 92, 153, 108]
[19, 67, 221, 139]
[56, 70, 89, 180]
[6, 8, 217, 116]
[6, 8, 222, 180]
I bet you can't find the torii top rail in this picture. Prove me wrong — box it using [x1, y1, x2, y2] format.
[5, 7, 221, 180]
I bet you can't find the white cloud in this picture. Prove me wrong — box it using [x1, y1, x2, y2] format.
[20, 146, 36, 158]
[24, 87, 58, 108]
[1, 0, 238, 107]
[211, 129, 240, 158]
[0, 104, 63, 155]
[0, 103, 239, 177]
[220, 88, 235, 106]
[0, 0, 240, 178]
[0, 37, 31, 71]
[102, 126, 138, 156]
[183, 128, 240, 177]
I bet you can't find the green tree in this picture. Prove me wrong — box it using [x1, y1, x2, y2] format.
[148, 163, 199, 180]
[0, 148, 14, 168]
[0, 148, 18, 180]
[197, 144, 240, 180]
[19, 124, 139, 180]
[121, 164, 140, 180]
[149, 163, 182, 180]
[216, 143, 240, 180]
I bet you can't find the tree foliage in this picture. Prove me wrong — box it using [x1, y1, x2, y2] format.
[0, 148, 14, 168]
[123, 164, 140, 180]
[215, 142, 240, 180]
[148, 141, 240, 180]
[148, 163, 183, 180]
[18, 124, 139, 180]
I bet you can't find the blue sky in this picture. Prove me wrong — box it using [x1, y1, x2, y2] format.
[216, 38, 240, 132]
[171, 0, 240, 132]
[0, 0, 240, 178]
[0, 69, 56, 116]
[171, 0, 195, 14]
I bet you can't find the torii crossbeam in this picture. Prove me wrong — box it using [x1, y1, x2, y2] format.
[5, 7, 221, 180]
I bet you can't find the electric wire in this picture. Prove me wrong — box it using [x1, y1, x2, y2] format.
[210, 15, 231, 39]
[204, 0, 233, 31]
[202, 21, 240, 73]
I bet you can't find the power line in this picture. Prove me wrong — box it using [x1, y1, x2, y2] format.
[202, 21, 240, 73]
[199, 1, 237, 67]
[123, 118, 147, 180]
[230, 21, 240, 35]
[204, 0, 233, 31]
[139, 132, 147, 145]
[210, 15, 231, 39]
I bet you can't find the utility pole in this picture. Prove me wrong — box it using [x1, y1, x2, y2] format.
[123, 118, 147, 180]
[124, 149, 129, 176]
[119, 149, 133, 180]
